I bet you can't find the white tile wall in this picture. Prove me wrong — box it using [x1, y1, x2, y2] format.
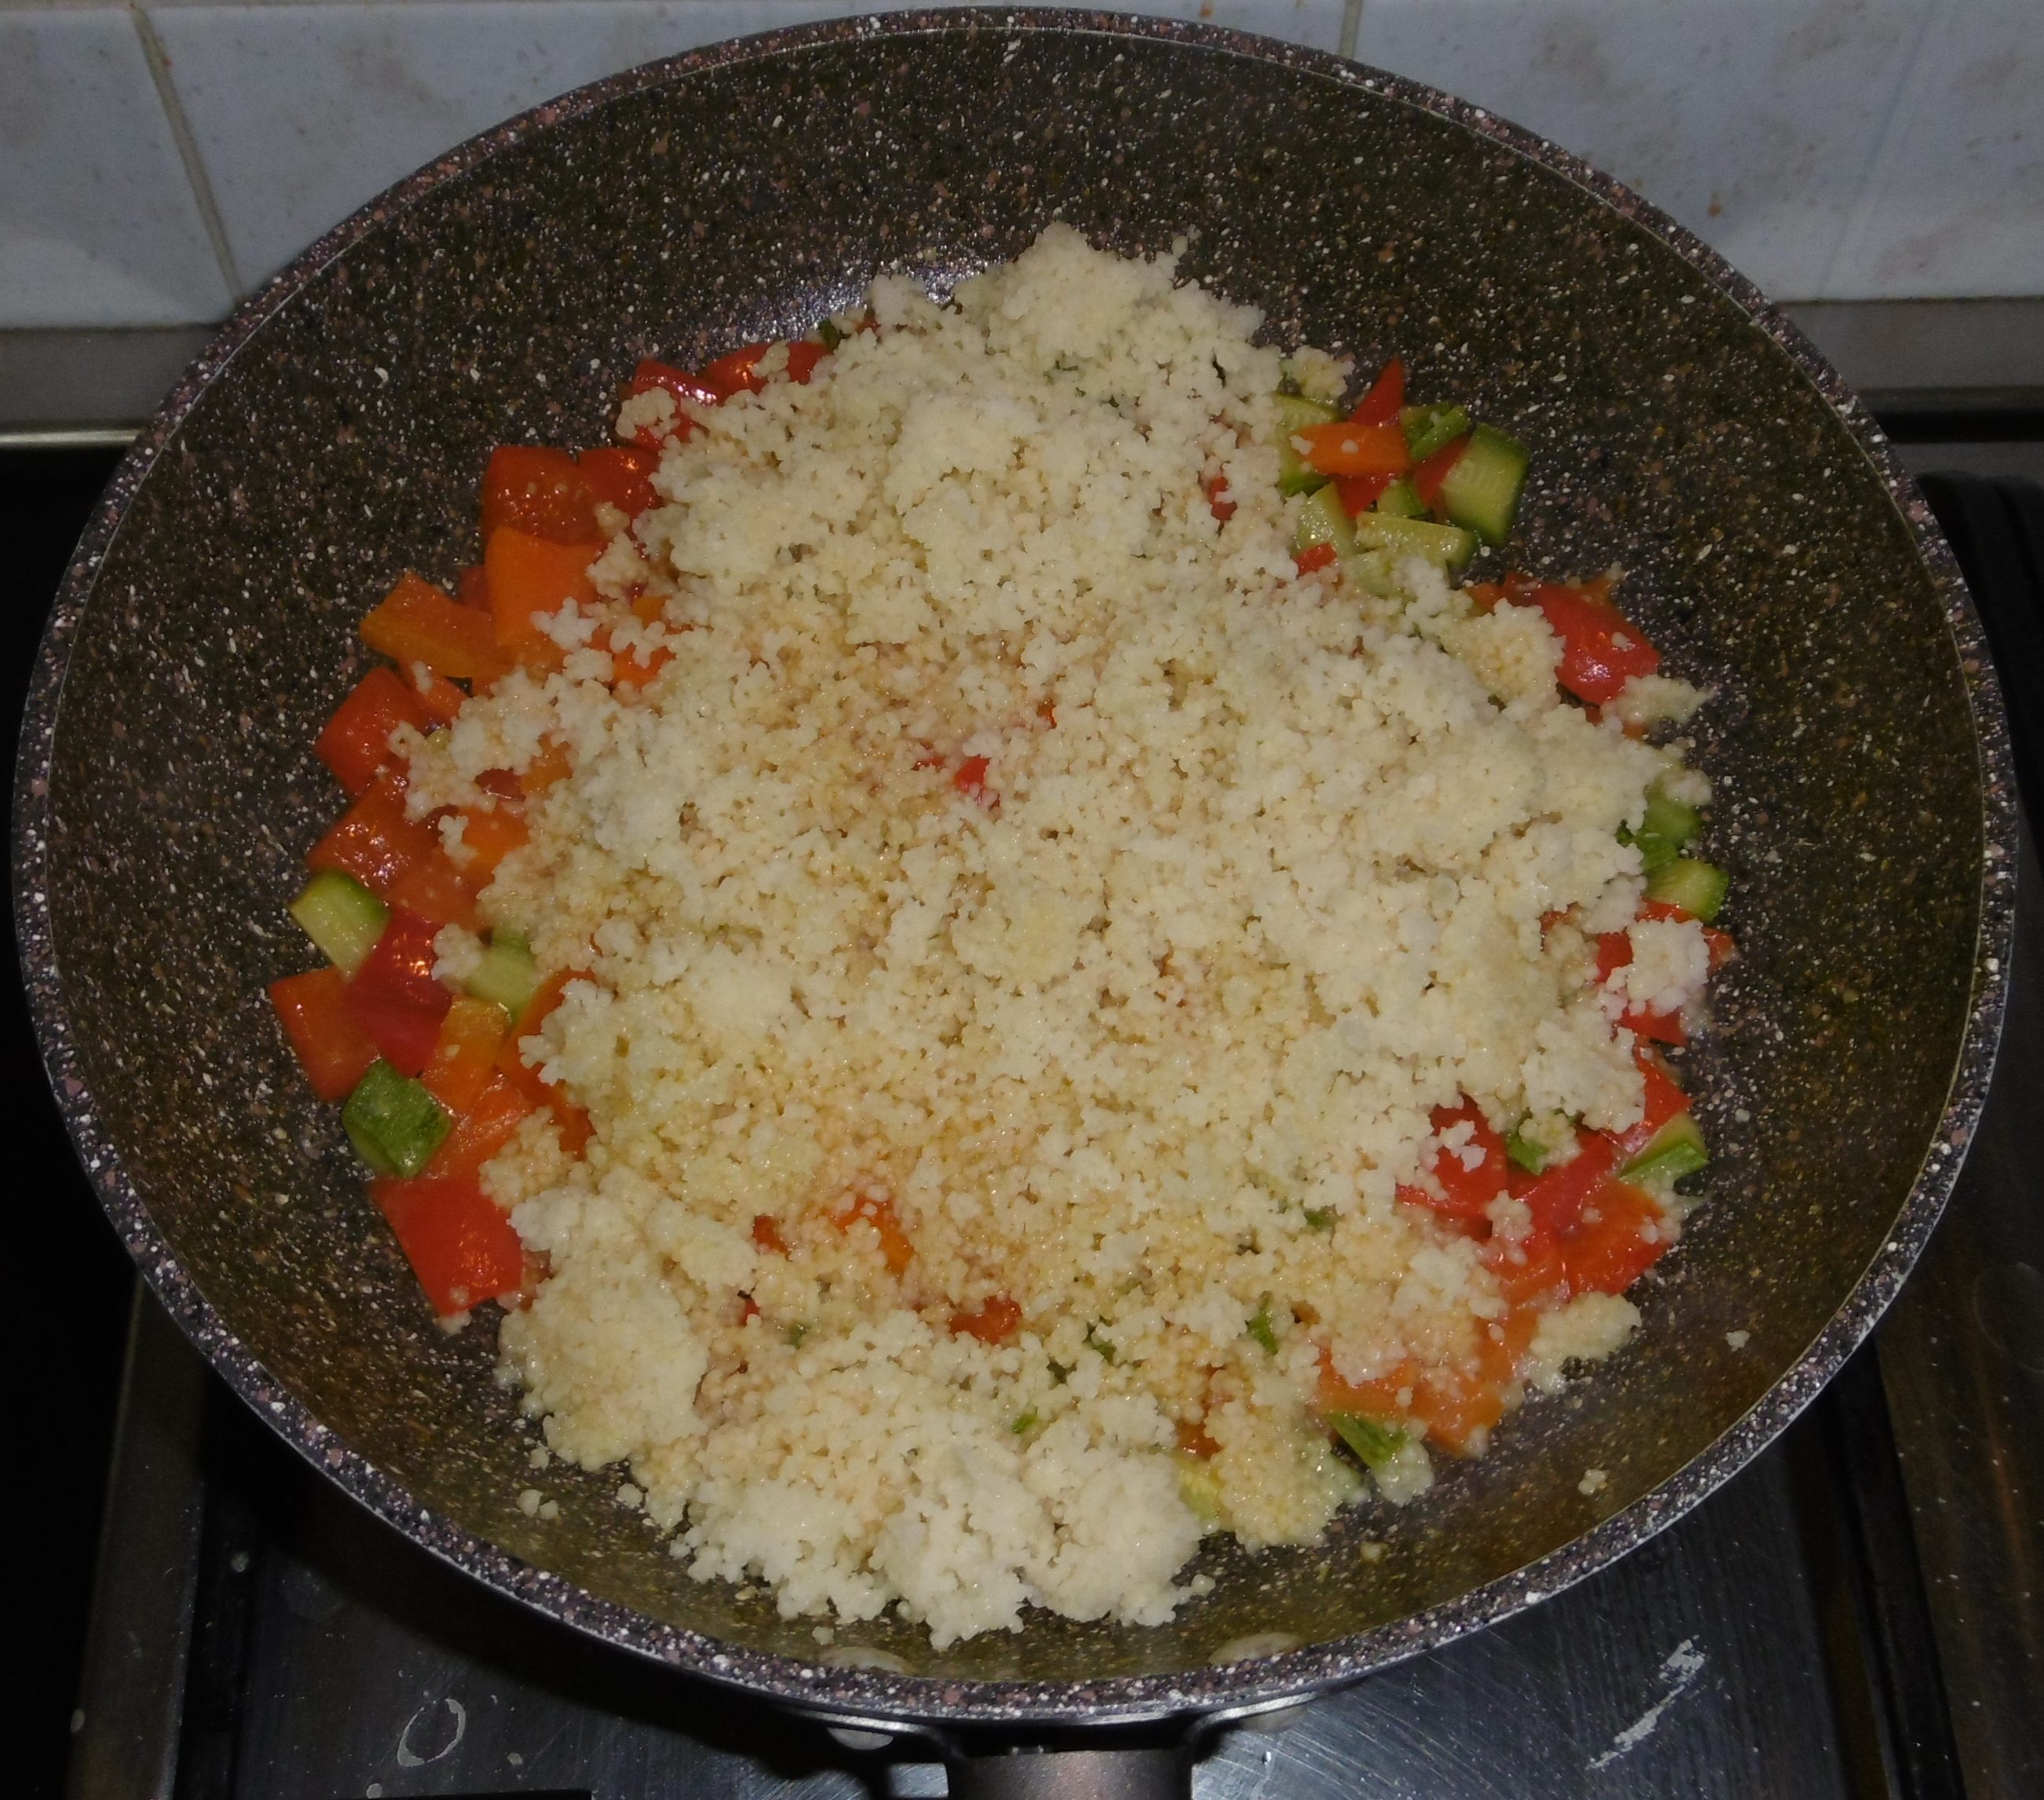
[1355, 0, 1940, 302]
[0, 0, 2036, 330]
[1824, 0, 2044, 298]
[0, 6, 232, 327]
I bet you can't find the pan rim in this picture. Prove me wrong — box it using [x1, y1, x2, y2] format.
[13, 5, 2017, 1729]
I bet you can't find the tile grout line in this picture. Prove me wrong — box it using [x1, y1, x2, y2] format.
[1338, 0, 1362, 62]
[128, 2, 245, 302]
[1817, 0, 1952, 302]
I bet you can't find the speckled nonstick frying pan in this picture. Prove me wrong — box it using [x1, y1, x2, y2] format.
[13, 11, 2015, 1796]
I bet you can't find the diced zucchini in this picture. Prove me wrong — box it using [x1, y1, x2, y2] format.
[1274, 393, 1340, 496]
[1434, 423, 1530, 547]
[1620, 1112, 1708, 1185]
[1246, 1305, 1280, 1355]
[1328, 1411, 1407, 1473]
[343, 1059, 450, 1177]
[1401, 403, 1471, 463]
[1175, 1452, 1224, 1529]
[1647, 858, 1729, 923]
[1626, 789, 1705, 875]
[1292, 484, 1357, 558]
[1349, 513, 1477, 573]
[1304, 1205, 1336, 1232]
[1373, 477, 1427, 519]
[1506, 1129, 1549, 1176]
[466, 931, 539, 1015]
[290, 869, 389, 976]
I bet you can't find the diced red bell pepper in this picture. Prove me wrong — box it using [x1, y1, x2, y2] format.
[1640, 895, 1738, 966]
[1508, 1130, 1620, 1248]
[1592, 930, 1687, 1046]
[699, 342, 773, 399]
[308, 770, 438, 897]
[622, 359, 716, 441]
[1202, 473, 1237, 522]
[751, 1214, 788, 1255]
[360, 572, 514, 688]
[346, 906, 452, 1076]
[315, 667, 435, 797]
[455, 563, 492, 611]
[953, 755, 995, 807]
[1413, 435, 1470, 509]
[577, 444, 661, 518]
[370, 1170, 526, 1315]
[1294, 543, 1338, 575]
[1349, 357, 1405, 426]
[426, 1074, 534, 1178]
[479, 446, 600, 546]
[784, 340, 827, 385]
[268, 965, 378, 1101]
[1294, 420, 1412, 479]
[950, 1295, 1023, 1343]
[1612, 1048, 1691, 1162]
[1334, 470, 1396, 517]
[1398, 1099, 1512, 1222]
[1561, 1180, 1669, 1295]
[1505, 575, 1660, 705]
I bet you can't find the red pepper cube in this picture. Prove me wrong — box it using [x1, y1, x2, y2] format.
[268, 966, 378, 1101]
[315, 668, 433, 797]
[371, 1171, 527, 1316]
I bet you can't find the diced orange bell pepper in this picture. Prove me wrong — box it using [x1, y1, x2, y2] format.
[495, 968, 595, 1162]
[456, 563, 492, 611]
[521, 737, 573, 793]
[831, 1193, 914, 1275]
[315, 667, 434, 797]
[360, 572, 514, 687]
[308, 770, 438, 896]
[370, 1169, 527, 1315]
[590, 623, 674, 693]
[422, 995, 512, 1115]
[1410, 1307, 1539, 1455]
[1294, 419, 1412, 479]
[268, 965, 378, 1101]
[483, 526, 595, 671]
[426, 1074, 534, 1178]
[751, 1214, 788, 1254]
[949, 1294, 1022, 1343]
[453, 803, 529, 879]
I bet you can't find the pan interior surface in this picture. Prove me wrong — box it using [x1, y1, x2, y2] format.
[27, 16, 1998, 1701]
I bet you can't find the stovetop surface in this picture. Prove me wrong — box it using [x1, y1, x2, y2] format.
[16, 435, 2042, 1800]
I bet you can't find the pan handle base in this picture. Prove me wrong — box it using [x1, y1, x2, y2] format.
[946, 1744, 1189, 1800]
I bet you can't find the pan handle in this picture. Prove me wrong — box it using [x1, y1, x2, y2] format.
[946, 1746, 1188, 1800]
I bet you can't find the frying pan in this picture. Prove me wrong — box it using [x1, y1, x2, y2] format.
[15, 11, 2015, 1795]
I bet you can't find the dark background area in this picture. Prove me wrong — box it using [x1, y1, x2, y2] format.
[9, 445, 132, 1800]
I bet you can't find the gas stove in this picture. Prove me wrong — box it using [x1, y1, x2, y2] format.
[16, 419, 2042, 1800]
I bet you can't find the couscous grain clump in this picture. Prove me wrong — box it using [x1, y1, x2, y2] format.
[397, 226, 1716, 1647]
